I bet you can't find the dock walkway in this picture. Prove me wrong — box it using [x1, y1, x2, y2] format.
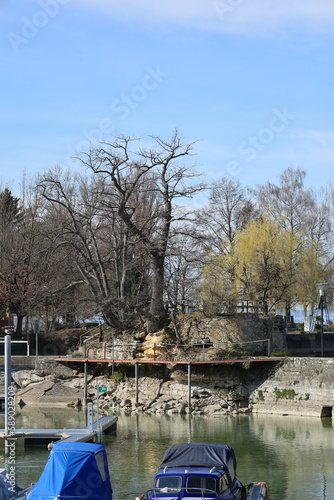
[0, 415, 117, 446]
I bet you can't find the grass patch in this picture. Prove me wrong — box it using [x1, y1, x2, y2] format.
[274, 387, 297, 400]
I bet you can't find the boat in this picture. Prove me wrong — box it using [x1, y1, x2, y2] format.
[1, 441, 113, 500]
[141, 443, 267, 500]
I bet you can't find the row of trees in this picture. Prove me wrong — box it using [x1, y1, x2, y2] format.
[1, 131, 333, 335]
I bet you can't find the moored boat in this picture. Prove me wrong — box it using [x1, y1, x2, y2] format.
[1, 441, 113, 500]
[141, 443, 267, 500]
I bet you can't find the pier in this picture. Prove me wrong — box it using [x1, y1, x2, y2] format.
[0, 409, 117, 447]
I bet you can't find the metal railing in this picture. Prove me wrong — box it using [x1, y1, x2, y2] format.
[0, 340, 30, 356]
[83, 337, 271, 361]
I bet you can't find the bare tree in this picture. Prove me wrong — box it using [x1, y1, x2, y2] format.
[0, 187, 49, 335]
[80, 131, 204, 331]
[38, 168, 148, 329]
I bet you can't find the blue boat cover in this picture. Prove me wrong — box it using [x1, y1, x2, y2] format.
[27, 441, 112, 500]
[159, 443, 237, 472]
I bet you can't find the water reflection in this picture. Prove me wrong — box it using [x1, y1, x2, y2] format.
[1, 409, 333, 500]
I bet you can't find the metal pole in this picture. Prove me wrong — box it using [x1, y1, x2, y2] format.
[87, 402, 93, 433]
[84, 360, 88, 404]
[267, 338, 271, 357]
[96, 386, 101, 442]
[5, 334, 11, 436]
[112, 334, 114, 375]
[188, 363, 191, 411]
[321, 295, 324, 357]
[135, 362, 139, 405]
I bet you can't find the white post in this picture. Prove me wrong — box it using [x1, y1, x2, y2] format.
[5, 334, 11, 436]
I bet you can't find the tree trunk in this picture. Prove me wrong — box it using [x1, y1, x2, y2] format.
[15, 315, 24, 337]
[147, 253, 167, 332]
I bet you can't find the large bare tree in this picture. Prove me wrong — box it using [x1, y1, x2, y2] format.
[80, 131, 204, 331]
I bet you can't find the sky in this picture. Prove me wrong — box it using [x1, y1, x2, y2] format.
[1, 0, 334, 198]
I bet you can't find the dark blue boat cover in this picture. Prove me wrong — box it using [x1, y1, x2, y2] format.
[27, 441, 112, 500]
[160, 443, 237, 471]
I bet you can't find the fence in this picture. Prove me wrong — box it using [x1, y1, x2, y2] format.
[83, 338, 271, 361]
[0, 340, 30, 356]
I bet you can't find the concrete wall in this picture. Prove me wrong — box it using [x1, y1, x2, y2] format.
[250, 358, 334, 417]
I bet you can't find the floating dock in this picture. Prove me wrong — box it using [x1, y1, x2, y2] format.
[0, 414, 117, 446]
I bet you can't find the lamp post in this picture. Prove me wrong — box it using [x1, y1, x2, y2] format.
[316, 283, 328, 357]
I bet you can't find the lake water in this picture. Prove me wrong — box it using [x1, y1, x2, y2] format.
[1, 407, 333, 500]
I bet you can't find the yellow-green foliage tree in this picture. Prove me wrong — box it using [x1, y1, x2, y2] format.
[198, 251, 238, 316]
[295, 243, 328, 318]
[233, 218, 302, 312]
[234, 219, 323, 311]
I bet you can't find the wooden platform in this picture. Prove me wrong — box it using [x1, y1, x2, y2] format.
[0, 415, 117, 446]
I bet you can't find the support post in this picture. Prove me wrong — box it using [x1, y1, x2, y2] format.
[83, 360, 88, 405]
[112, 334, 114, 375]
[188, 363, 191, 411]
[320, 295, 324, 358]
[96, 386, 101, 443]
[135, 362, 139, 405]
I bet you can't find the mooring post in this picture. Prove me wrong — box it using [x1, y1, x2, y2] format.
[87, 402, 93, 433]
[188, 362, 191, 411]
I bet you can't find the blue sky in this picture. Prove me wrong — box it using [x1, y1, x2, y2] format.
[1, 0, 334, 197]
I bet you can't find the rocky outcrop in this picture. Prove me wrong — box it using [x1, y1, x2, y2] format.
[8, 360, 86, 406]
[82, 315, 287, 360]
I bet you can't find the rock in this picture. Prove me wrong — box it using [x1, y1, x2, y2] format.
[205, 404, 222, 412]
[12, 370, 45, 388]
[34, 359, 75, 379]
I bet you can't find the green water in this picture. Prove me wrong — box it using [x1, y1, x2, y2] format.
[1, 408, 334, 499]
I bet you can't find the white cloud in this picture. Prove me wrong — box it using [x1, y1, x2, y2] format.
[74, 0, 334, 35]
[291, 130, 334, 145]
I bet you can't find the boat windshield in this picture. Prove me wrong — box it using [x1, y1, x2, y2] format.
[186, 476, 216, 495]
[155, 476, 182, 493]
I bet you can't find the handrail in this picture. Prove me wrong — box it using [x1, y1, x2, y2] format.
[80, 338, 271, 362]
[0, 340, 30, 356]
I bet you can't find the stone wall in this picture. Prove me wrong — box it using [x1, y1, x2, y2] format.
[6, 357, 334, 418]
[96, 358, 334, 418]
[250, 357, 334, 417]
